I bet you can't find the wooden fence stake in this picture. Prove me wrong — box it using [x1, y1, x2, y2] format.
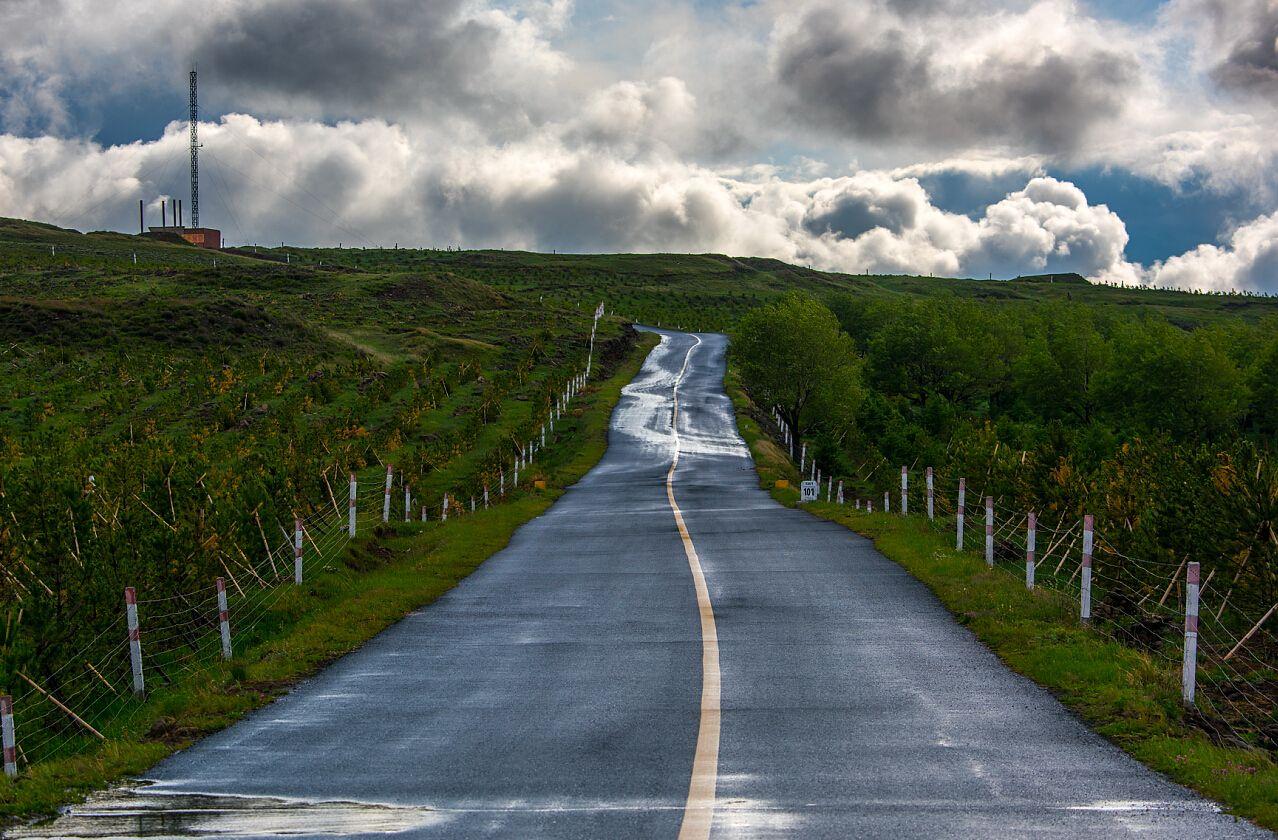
[1081, 514, 1094, 622]
[1223, 601, 1277, 663]
[348, 473, 357, 537]
[985, 497, 994, 567]
[216, 578, 232, 660]
[293, 517, 303, 585]
[1, 695, 15, 777]
[382, 464, 393, 523]
[125, 587, 144, 695]
[926, 467, 934, 521]
[1183, 562, 1200, 706]
[15, 672, 103, 739]
[957, 478, 966, 550]
[1026, 512, 1037, 590]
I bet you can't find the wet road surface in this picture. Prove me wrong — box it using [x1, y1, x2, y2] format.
[17, 329, 1270, 838]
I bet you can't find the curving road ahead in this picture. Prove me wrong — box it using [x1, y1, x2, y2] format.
[28, 329, 1269, 839]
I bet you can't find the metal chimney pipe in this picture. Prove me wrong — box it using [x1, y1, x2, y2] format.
[162, 200, 167, 228]
[138, 199, 144, 234]
[178, 199, 183, 229]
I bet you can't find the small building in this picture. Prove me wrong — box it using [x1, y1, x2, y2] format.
[146, 227, 222, 250]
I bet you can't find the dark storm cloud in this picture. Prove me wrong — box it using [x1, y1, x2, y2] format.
[803, 190, 918, 238]
[191, 0, 525, 123]
[772, 3, 1137, 153]
[1210, 8, 1278, 96]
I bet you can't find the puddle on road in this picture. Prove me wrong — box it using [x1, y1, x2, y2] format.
[6, 787, 447, 838]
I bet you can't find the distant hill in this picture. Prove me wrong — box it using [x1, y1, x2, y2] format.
[3, 216, 1276, 331]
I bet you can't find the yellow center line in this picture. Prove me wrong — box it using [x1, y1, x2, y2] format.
[667, 334, 721, 840]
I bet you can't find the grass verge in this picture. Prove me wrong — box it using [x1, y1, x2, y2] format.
[0, 332, 658, 822]
[727, 368, 1278, 833]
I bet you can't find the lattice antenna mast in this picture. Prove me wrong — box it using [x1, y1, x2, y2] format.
[189, 70, 199, 228]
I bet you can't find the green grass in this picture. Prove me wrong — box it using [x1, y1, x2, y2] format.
[728, 369, 1278, 833]
[0, 331, 657, 821]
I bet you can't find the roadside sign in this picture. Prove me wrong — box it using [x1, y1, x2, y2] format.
[800, 480, 818, 502]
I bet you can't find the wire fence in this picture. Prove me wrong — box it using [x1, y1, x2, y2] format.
[767, 407, 1277, 756]
[0, 363, 596, 777]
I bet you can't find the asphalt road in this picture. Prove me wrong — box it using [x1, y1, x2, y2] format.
[26, 329, 1270, 839]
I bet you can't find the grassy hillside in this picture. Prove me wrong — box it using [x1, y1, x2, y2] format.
[0, 217, 645, 809]
[3, 215, 1275, 815]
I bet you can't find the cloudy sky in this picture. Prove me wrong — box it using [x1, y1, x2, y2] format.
[1, 0, 1277, 291]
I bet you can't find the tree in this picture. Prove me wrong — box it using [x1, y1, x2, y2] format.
[732, 293, 863, 439]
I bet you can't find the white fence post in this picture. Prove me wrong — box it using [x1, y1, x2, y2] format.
[883, 491, 889, 512]
[901, 466, 908, 515]
[2, 695, 16, 777]
[837, 480, 844, 505]
[470, 496, 475, 513]
[382, 464, 393, 523]
[348, 473, 357, 537]
[484, 486, 490, 509]
[957, 478, 966, 550]
[1183, 561, 1200, 707]
[800, 443, 806, 474]
[984, 497, 994, 567]
[216, 577, 232, 660]
[1081, 514, 1094, 622]
[500, 470, 506, 497]
[125, 586, 144, 695]
[1026, 512, 1036, 590]
[294, 517, 304, 584]
[421, 505, 427, 522]
[442, 496, 449, 521]
[404, 486, 411, 523]
[926, 467, 934, 521]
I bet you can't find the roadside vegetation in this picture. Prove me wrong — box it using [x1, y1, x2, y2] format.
[5, 214, 1278, 823]
[727, 292, 1278, 830]
[0, 216, 649, 818]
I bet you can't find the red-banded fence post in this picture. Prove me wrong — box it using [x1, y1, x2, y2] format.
[1081, 514, 1094, 622]
[900, 467, 908, 515]
[1026, 512, 1037, 590]
[926, 468, 934, 520]
[2, 695, 16, 777]
[216, 577, 232, 660]
[382, 465, 393, 523]
[404, 486, 411, 523]
[984, 497, 994, 567]
[956, 478, 966, 550]
[348, 473, 357, 537]
[293, 517, 304, 584]
[125, 587, 144, 695]
[1183, 561, 1200, 707]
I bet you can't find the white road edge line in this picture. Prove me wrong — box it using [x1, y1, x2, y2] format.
[666, 333, 721, 840]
